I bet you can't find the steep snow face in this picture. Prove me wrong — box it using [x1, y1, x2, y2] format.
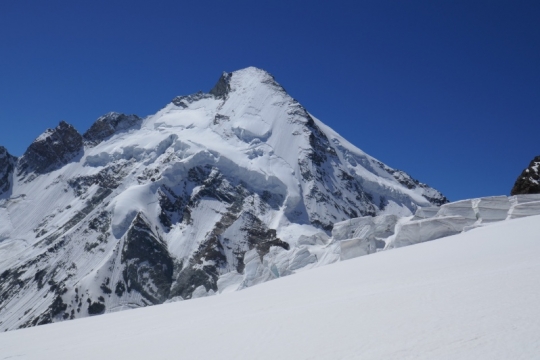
[1, 215, 539, 360]
[0, 67, 447, 331]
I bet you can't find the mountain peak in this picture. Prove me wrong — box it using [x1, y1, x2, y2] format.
[17, 120, 83, 178]
[209, 67, 283, 99]
[83, 112, 142, 146]
[229, 67, 282, 90]
[0, 69, 449, 331]
[511, 155, 540, 195]
[230, 66, 274, 80]
[172, 67, 282, 107]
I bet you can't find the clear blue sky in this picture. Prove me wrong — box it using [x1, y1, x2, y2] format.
[1, 0, 539, 201]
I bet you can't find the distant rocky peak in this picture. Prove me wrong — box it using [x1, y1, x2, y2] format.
[17, 120, 83, 178]
[83, 112, 142, 146]
[511, 155, 540, 195]
[0, 146, 16, 195]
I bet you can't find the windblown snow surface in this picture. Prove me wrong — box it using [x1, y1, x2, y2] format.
[1, 215, 538, 360]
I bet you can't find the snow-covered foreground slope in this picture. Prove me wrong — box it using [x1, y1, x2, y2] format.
[1, 215, 538, 360]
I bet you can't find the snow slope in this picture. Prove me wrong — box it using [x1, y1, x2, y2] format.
[0, 215, 538, 360]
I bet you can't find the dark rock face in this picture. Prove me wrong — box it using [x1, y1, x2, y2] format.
[170, 207, 289, 300]
[294, 103, 380, 229]
[157, 185, 184, 232]
[209, 72, 232, 98]
[0, 254, 71, 329]
[0, 146, 16, 195]
[511, 156, 540, 195]
[240, 212, 290, 260]
[172, 92, 212, 108]
[17, 121, 83, 178]
[87, 301, 105, 315]
[166, 165, 288, 300]
[83, 112, 141, 146]
[213, 114, 230, 125]
[68, 162, 129, 196]
[121, 213, 174, 304]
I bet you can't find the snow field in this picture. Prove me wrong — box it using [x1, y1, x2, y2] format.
[0, 215, 539, 359]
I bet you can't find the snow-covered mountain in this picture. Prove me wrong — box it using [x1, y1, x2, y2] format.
[1, 214, 539, 360]
[0, 67, 447, 331]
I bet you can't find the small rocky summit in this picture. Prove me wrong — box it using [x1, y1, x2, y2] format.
[83, 112, 142, 146]
[511, 156, 540, 195]
[17, 121, 83, 178]
[0, 146, 17, 195]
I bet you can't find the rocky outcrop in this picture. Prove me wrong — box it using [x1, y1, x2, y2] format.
[209, 72, 232, 98]
[83, 112, 141, 146]
[17, 121, 83, 178]
[172, 92, 212, 109]
[511, 156, 540, 195]
[0, 147, 16, 195]
[121, 213, 174, 304]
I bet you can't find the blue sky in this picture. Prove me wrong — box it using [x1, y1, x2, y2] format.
[1, 0, 538, 201]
